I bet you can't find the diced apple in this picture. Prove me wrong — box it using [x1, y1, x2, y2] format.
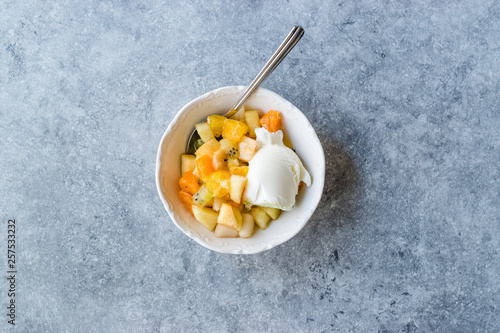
[214, 224, 239, 238]
[192, 205, 218, 231]
[250, 207, 271, 229]
[239, 214, 255, 238]
[260, 206, 281, 220]
[238, 136, 258, 162]
[195, 138, 220, 157]
[230, 175, 247, 203]
[245, 110, 260, 137]
[212, 197, 225, 212]
[181, 154, 196, 175]
[217, 203, 243, 230]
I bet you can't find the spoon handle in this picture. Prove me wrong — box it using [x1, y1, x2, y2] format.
[225, 26, 304, 118]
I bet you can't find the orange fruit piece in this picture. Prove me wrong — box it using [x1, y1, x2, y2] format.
[229, 166, 249, 176]
[207, 115, 226, 137]
[195, 155, 215, 182]
[179, 171, 200, 195]
[259, 110, 281, 132]
[205, 170, 231, 197]
[178, 190, 194, 214]
[222, 119, 249, 143]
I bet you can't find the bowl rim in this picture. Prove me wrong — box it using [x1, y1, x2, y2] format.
[155, 85, 325, 254]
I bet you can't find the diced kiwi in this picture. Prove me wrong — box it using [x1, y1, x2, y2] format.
[195, 122, 215, 142]
[192, 205, 218, 231]
[260, 206, 281, 220]
[181, 154, 196, 175]
[219, 139, 239, 158]
[250, 207, 271, 229]
[245, 110, 260, 137]
[214, 224, 239, 238]
[239, 213, 255, 238]
[193, 184, 213, 207]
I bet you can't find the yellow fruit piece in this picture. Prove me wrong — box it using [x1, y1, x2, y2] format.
[245, 110, 260, 137]
[222, 119, 249, 143]
[192, 205, 218, 231]
[207, 115, 226, 137]
[195, 138, 220, 157]
[217, 203, 243, 230]
[230, 166, 249, 177]
[238, 136, 258, 162]
[205, 170, 231, 198]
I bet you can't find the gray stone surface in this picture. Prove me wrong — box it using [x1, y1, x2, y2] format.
[1, 0, 499, 332]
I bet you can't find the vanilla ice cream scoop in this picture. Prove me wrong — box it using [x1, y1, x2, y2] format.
[243, 128, 311, 211]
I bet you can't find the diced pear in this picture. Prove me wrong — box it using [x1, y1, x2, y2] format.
[227, 157, 240, 168]
[193, 184, 213, 207]
[230, 175, 247, 203]
[181, 154, 196, 175]
[260, 206, 281, 220]
[219, 139, 239, 158]
[212, 197, 226, 212]
[195, 122, 215, 142]
[191, 205, 218, 231]
[195, 138, 220, 157]
[231, 105, 246, 121]
[233, 205, 243, 226]
[238, 136, 258, 162]
[217, 203, 243, 230]
[214, 224, 239, 238]
[250, 207, 271, 229]
[245, 110, 260, 137]
[239, 214, 255, 238]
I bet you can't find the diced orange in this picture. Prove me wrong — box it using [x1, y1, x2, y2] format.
[179, 171, 200, 195]
[205, 170, 231, 198]
[207, 115, 226, 137]
[178, 190, 194, 214]
[222, 119, 249, 143]
[195, 155, 215, 182]
[259, 110, 281, 132]
[230, 166, 249, 176]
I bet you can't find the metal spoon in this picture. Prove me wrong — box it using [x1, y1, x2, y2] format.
[186, 26, 304, 153]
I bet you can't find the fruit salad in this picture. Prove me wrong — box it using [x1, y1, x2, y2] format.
[178, 108, 311, 238]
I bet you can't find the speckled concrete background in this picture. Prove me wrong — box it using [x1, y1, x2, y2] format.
[1, 0, 499, 332]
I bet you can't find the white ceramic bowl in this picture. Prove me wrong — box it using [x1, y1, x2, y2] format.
[156, 86, 325, 254]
